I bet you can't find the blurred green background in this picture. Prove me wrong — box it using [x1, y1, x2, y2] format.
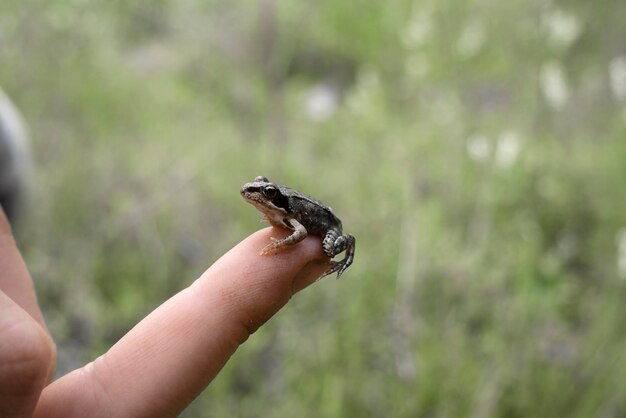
[3, 0, 626, 416]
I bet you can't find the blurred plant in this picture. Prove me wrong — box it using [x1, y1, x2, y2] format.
[1, 0, 626, 416]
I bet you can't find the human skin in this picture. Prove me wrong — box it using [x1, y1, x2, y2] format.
[0, 209, 330, 417]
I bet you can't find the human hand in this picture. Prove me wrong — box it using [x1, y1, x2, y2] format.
[0, 209, 330, 417]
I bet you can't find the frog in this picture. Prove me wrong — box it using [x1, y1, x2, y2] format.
[240, 176, 356, 278]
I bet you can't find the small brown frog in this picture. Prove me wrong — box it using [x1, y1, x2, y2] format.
[241, 176, 355, 278]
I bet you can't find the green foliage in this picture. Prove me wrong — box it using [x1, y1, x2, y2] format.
[2, 0, 626, 416]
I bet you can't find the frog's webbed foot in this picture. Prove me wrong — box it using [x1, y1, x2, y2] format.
[320, 232, 356, 279]
[259, 218, 307, 255]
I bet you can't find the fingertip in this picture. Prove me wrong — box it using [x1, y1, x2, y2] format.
[225, 227, 331, 294]
[0, 292, 56, 417]
[190, 227, 330, 336]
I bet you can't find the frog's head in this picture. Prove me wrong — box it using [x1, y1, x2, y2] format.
[240, 176, 291, 216]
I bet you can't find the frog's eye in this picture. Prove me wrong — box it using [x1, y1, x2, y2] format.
[254, 176, 270, 183]
[262, 185, 278, 199]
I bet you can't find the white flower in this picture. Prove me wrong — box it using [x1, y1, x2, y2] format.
[540, 61, 570, 110]
[456, 19, 486, 59]
[467, 134, 491, 162]
[402, 12, 432, 48]
[495, 131, 521, 168]
[305, 83, 339, 122]
[609, 56, 626, 103]
[544, 9, 582, 51]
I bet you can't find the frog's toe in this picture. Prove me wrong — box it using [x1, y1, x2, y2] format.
[334, 261, 351, 279]
[260, 239, 284, 255]
[318, 261, 344, 280]
[260, 242, 276, 255]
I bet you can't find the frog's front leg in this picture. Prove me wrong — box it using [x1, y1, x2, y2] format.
[260, 218, 308, 255]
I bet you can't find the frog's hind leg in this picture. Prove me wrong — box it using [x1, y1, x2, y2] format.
[320, 233, 355, 279]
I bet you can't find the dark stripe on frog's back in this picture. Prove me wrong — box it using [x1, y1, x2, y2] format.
[287, 193, 343, 236]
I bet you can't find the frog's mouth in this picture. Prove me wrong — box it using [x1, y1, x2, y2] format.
[240, 188, 262, 203]
[245, 193, 283, 213]
[242, 189, 289, 221]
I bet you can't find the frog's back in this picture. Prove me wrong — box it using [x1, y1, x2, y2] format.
[288, 193, 343, 236]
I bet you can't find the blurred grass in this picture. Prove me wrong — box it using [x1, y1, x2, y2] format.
[2, 0, 626, 416]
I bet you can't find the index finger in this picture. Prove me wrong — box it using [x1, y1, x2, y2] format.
[35, 228, 330, 418]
